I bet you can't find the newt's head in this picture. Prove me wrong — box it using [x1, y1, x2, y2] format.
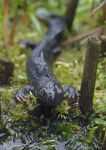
[37, 75, 64, 106]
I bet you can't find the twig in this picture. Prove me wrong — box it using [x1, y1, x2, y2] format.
[9, 8, 18, 45]
[3, 0, 10, 47]
[62, 27, 104, 47]
[89, 0, 106, 16]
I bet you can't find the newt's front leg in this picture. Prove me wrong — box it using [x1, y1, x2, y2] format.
[14, 85, 36, 104]
[63, 86, 79, 104]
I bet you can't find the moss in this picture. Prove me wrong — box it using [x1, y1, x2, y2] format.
[57, 123, 79, 140]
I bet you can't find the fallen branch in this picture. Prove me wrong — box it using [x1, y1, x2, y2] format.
[62, 27, 104, 47]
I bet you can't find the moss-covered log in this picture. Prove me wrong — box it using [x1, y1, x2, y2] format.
[79, 36, 101, 115]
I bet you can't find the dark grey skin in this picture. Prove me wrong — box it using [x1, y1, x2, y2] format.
[14, 9, 79, 114]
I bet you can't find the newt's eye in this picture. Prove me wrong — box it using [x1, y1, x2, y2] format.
[40, 90, 46, 97]
[40, 90, 44, 95]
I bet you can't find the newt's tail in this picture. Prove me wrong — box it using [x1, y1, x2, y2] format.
[36, 8, 65, 38]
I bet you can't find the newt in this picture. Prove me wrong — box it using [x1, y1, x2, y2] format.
[14, 9, 79, 116]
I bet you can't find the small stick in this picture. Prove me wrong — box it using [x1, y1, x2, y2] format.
[3, 0, 10, 47]
[79, 36, 101, 115]
[9, 8, 18, 45]
[89, 0, 106, 16]
[62, 27, 103, 47]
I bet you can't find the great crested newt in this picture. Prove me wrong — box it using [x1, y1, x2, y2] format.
[14, 9, 79, 115]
